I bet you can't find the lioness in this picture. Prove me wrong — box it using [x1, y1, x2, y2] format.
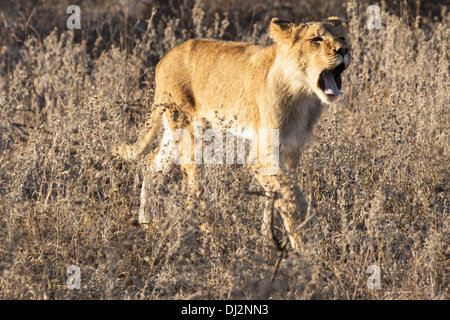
[116, 17, 350, 251]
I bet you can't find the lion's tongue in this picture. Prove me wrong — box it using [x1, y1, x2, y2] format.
[322, 70, 343, 95]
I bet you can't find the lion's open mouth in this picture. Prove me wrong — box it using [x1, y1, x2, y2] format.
[318, 63, 346, 96]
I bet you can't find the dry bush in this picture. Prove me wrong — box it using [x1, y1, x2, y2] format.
[0, 0, 448, 299]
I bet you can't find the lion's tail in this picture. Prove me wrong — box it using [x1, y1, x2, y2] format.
[113, 109, 163, 161]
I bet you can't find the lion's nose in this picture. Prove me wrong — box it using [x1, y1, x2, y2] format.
[334, 47, 348, 57]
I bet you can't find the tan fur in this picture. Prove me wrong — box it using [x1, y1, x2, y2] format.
[115, 17, 350, 251]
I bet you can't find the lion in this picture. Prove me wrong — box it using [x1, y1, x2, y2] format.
[115, 17, 350, 252]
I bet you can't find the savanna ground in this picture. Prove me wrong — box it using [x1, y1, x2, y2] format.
[0, 0, 448, 300]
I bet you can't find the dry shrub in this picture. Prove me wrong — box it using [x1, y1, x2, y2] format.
[0, 0, 448, 299]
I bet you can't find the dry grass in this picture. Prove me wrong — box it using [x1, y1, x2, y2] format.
[0, 0, 448, 299]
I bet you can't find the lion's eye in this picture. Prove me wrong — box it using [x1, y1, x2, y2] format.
[311, 37, 323, 43]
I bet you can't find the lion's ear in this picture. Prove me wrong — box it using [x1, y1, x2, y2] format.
[269, 18, 295, 45]
[325, 16, 347, 29]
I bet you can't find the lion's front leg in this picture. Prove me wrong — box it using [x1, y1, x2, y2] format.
[255, 162, 312, 252]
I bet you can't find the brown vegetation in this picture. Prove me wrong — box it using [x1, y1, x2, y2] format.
[0, 0, 448, 299]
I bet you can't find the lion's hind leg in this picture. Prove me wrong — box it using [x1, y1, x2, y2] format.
[138, 113, 177, 226]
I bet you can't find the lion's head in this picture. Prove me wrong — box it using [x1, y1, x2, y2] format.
[269, 17, 350, 104]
